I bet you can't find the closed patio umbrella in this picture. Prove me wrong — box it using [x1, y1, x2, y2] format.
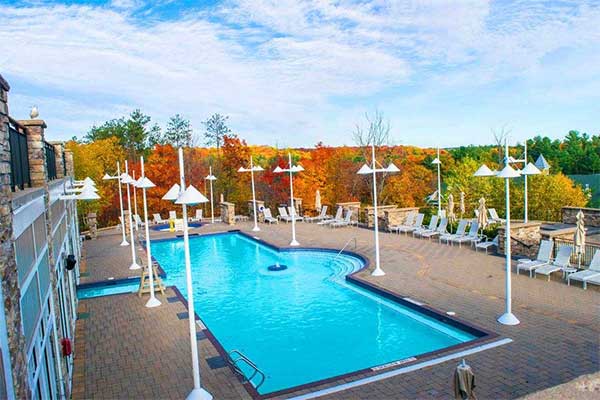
[574, 210, 585, 268]
[447, 193, 456, 224]
[454, 359, 476, 400]
[315, 189, 322, 213]
[460, 191, 465, 218]
[477, 197, 488, 230]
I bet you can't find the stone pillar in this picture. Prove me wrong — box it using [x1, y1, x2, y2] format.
[336, 201, 361, 225]
[64, 149, 74, 177]
[290, 197, 303, 216]
[52, 142, 65, 179]
[498, 221, 542, 259]
[0, 74, 31, 399]
[220, 202, 235, 225]
[248, 200, 265, 223]
[364, 205, 397, 228]
[17, 119, 47, 187]
[86, 212, 97, 239]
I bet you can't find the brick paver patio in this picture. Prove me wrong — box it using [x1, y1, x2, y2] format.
[74, 220, 599, 399]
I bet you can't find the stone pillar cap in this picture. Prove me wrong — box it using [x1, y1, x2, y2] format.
[17, 119, 47, 128]
[0, 74, 9, 91]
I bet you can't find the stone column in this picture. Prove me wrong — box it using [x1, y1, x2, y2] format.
[498, 221, 542, 259]
[86, 212, 97, 239]
[64, 149, 74, 177]
[248, 200, 265, 223]
[0, 74, 31, 399]
[290, 197, 303, 216]
[220, 202, 235, 225]
[17, 119, 48, 187]
[52, 142, 65, 179]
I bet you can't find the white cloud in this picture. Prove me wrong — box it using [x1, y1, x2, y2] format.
[0, 1, 599, 146]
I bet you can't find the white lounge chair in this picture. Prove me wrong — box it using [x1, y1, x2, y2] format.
[474, 209, 479, 218]
[305, 206, 328, 223]
[190, 209, 203, 222]
[318, 206, 343, 225]
[439, 219, 468, 244]
[153, 213, 167, 224]
[278, 207, 292, 222]
[169, 210, 177, 220]
[535, 245, 573, 281]
[389, 212, 416, 234]
[516, 240, 554, 277]
[582, 273, 600, 290]
[567, 250, 600, 289]
[174, 219, 184, 231]
[421, 217, 447, 240]
[475, 235, 498, 254]
[288, 207, 304, 222]
[263, 208, 278, 224]
[488, 208, 503, 224]
[330, 209, 353, 228]
[396, 213, 424, 235]
[414, 215, 438, 237]
[452, 222, 481, 247]
[133, 214, 145, 228]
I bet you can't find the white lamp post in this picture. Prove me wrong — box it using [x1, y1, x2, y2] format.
[136, 156, 161, 308]
[132, 170, 139, 230]
[103, 162, 128, 246]
[162, 147, 212, 400]
[238, 156, 264, 232]
[205, 166, 217, 224]
[474, 140, 540, 326]
[510, 141, 544, 223]
[357, 143, 400, 276]
[122, 161, 140, 270]
[273, 152, 304, 246]
[432, 148, 442, 216]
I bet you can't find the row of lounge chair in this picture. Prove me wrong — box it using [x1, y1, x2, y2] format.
[388, 212, 498, 251]
[474, 208, 503, 224]
[516, 240, 600, 289]
[263, 205, 356, 228]
[151, 209, 204, 225]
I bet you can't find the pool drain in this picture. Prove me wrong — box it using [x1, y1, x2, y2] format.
[268, 263, 288, 271]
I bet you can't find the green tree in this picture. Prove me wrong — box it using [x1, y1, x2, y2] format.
[164, 114, 193, 147]
[203, 113, 233, 151]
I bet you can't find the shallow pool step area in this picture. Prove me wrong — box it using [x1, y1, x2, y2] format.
[77, 279, 140, 299]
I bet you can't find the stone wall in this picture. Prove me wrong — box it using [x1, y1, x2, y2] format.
[498, 222, 542, 259]
[51, 142, 65, 179]
[383, 207, 420, 231]
[335, 201, 360, 224]
[562, 206, 600, 227]
[18, 119, 48, 188]
[290, 197, 302, 216]
[364, 205, 397, 228]
[0, 74, 30, 399]
[220, 202, 235, 225]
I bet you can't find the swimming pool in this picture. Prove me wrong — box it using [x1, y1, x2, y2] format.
[149, 232, 483, 396]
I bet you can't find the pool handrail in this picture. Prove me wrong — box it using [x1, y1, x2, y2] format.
[227, 349, 266, 389]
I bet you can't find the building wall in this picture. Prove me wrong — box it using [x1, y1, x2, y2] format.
[0, 73, 81, 399]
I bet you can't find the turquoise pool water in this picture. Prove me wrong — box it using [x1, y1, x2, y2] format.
[147, 233, 478, 395]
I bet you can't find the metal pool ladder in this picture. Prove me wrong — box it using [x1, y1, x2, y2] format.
[226, 350, 266, 389]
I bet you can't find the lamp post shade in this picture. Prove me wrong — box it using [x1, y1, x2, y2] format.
[386, 163, 400, 173]
[205, 173, 216, 181]
[357, 164, 371, 175]
[137, 177, 156, 189]
[496, 164, 521, 179]
[83, 177, 95, 186]
[273, 166, 283, 173]
[431, 157, 441, 165]
[473, 164, 496, 177]
[175, 185, 209, 205]
[78, 187, 100, 200]
[102, 173, 113, 180]
[120, 173, 134, 184]
[521, 162, 541, 176]
[162, 183, 181, 201]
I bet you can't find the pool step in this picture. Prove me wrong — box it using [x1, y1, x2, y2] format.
[225, 349, 266, 389]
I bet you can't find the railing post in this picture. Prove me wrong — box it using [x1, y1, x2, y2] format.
[17, 117, 48, 188]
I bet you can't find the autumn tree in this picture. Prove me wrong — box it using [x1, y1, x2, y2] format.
[164, 114, 193, 147]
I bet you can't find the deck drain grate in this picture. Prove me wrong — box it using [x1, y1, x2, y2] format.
[206, 356, 227, 369]
[79, 272, 90, 277]
[167, 296, 179, 303]
[176, 312, 199, 321]
[77, 312, 90, 320]
[196, 331, 207, 341]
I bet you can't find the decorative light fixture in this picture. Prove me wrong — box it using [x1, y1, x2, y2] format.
[103, 162, 128, 246]
[238, 156, 264, 232]
[122, 161, 140, 270]
[204, 166, 217, 224]
[431, 148, 442, 216]
[357, 143, 400, 276]
[273, 152, 305, 246]
[162, 147, 212, 400]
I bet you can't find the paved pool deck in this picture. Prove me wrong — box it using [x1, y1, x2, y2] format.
[73, 221, 599, 399]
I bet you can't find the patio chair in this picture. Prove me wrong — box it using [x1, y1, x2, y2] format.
[169, 210, 177, 220]
[439, 219, 468, 244]
[413, 215, 438, 237]
[318, 206, 343, 225]
[278, 207, 292, 223]
[582, 273, 600, 290]
[190, 209, 203, 222]
[174, 219, 184, 231]
[396, 213, 424, 235]
[388, 211, 416, 233]
[567, 250, 600, 289]
[421, 217, 447, 240]
[153, 213, 167, 224]
[133, 214, 145, 228]
[330, 209, 353, 228]
[488, 208, 503, 224]
[305, 205, 329, 223]
[452, 222, 480, 248]
[234, 215, 249, 222]
[516, 240, 554, 277]
[474, 209, 479, 218]
[535, 245, 573, 281]
[263, 208, 279, 224]
[475, 235, 498, 254]
[288, 207, 304, 222]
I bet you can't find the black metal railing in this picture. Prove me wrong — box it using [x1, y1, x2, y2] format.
[8, 122, 31, 191]
[62, 149, 67, 176]
[45, 141, 57, 181]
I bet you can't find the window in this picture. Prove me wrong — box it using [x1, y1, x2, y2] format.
[21, 275, 41, 348]
[15, 227, 35, 285]
[38, 252, 51, 301]
[33, 213, 47, 257]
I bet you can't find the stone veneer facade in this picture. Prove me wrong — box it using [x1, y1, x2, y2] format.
[220, 202, 235, 225]
[498, 222, 542, 260]
[562, 206, 600, 227]
[0, 75, 30, 399]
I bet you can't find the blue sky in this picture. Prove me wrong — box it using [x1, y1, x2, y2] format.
[1, 0, 599, 147]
